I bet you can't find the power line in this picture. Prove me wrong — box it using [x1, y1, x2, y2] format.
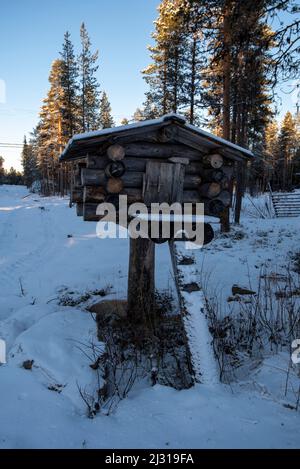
[0, 143, 23, 148]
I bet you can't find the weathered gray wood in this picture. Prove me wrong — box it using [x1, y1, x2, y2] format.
[221, 165, 234, 178]
[144, 161, 185, 205]
[76, 203, 83, 217]
[168, 157, 190, 165]
[81, 189, 223, 220]
[127, 237, 155, 324]
[172, 163, 185, 203]
[75, 162, 86, 176]
[123, 142, 201, 160]
[74, 174, 82, 186]
[207, 199, 225, 216]
[181, 192, 223, 218]
[215, 190, 232, 207]
[69, 125, 167, 159]
[125, 188, 144, 204]
[144, 161, 171, 205]
[82, 187, 143, 205]
[199, 182, 222, 199]
[221, 176, 230, 190]
[203, 168, 224, 182]
[178, 127, 244, 163]
[62, 119, 249, 164]
[159, 124, 179, 142]
[83, 203, 106, 222]
[176, 127, 212, 153]
[220, 208, 230, 233]
[83, 186, 106, 203]
[182, 190, 201, 204]
[234, 161, 246, 223]
[82, 166, 204, 192]
[71, 188, 83, 203]
[87, 154, 203, 175]
[81, 168, 144, 188]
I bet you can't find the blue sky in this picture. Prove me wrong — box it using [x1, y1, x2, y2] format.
[0, 0, 297, 170]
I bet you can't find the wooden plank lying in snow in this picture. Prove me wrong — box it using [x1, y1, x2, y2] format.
[168, 240, 219, 385]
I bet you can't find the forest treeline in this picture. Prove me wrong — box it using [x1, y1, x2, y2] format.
[2, 0, 299, 195]
[0, 156, 24, 185]
[18, 23, 115, 195]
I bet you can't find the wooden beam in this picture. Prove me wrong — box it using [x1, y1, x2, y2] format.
[76, 203, 83, 217]
[123, 142, 202, 160]
[234, 161, 246, 223]
[71, 188, 83, 204]
[81, 168, 144, 188]
[82, 167, 204, 191]
[127, 237, 155, 325]
[87, 154, 204, 175]
[83, 186, 106, 203]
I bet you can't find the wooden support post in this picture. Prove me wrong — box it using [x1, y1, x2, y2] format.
[127, 237, 155, 324]
[220, 208, 230, 233]
[234, 161, 245, 224]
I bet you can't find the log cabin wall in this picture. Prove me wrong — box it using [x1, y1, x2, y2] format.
[71, 144, 234, 227]
[61, 115, 252, 231]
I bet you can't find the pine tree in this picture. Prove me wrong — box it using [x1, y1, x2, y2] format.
[132, 107, 145, 122]
[142, 0, 188, 116]
[203, 0, 274, 147]
[264, 119, 279, 186]
[99, 91, 114, 128]
[60, 31, 79, 139]
[36, 59, 65, 194]
[78, 23, 100, 132]
[120, 117, 130, 125]
[277, 111, 298, 189]
[182, 0, 207, 125]
[142, 95, 161, 119]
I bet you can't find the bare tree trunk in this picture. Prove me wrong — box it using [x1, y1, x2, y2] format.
[189, 36, 197, 125]
[222, 0, 231, 141]
[173, 47, 179, 114]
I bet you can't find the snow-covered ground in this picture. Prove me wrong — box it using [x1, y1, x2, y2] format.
[0, 185, 299, 449]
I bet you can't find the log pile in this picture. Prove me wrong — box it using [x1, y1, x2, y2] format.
[70, 143, 233, 228]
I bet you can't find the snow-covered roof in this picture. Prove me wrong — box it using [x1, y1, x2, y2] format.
[60, 113, 253, 161]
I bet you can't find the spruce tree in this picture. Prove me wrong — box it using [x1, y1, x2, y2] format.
[60, 31, 79, 138]
[264, 119, 279, 186]
[99, 91, 114, 128]
[21, 136, 39, 188]
[78, 22, 100, 132]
